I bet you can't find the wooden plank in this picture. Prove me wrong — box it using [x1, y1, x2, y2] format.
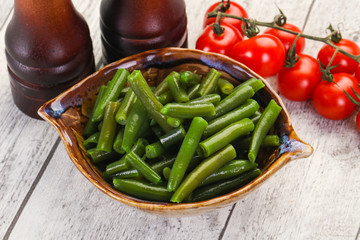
[222, 0, 360, 239]
[0, 0, 102, 239]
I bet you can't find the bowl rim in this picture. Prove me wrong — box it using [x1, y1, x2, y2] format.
[38, 47, 313, 213]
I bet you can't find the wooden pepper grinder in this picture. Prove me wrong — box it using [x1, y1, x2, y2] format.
[5, 0, 95, 119]
[100, 0, 188, 64]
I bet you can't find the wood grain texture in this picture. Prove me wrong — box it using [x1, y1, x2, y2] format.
[0, 2, 61, 239]
[1, 0, 360, 239]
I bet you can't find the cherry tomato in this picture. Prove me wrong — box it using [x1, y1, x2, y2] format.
[203, 1, 248, 36]
[312, 73, 360, 120]
[264, 23, 305, 54]
[355, 66, 360, 82]
[230, 34, 286, 78]
[277, 54, 321, 101]
[317, 39, 360, 74]
[195, 23, 243, 56]
[356, 111, 360, 132]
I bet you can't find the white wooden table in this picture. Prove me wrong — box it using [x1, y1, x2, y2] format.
[1, 0, 360, 239]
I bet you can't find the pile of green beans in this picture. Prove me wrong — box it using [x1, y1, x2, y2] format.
[82, 68, 282, 203]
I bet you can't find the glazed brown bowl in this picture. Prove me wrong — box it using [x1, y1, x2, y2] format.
[38, 48, 313, 215]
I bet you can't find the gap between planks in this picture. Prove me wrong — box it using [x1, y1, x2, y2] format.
[218, 203, 237, 240]
[0, 8, 13, 31]
[301, 0, 316, 31]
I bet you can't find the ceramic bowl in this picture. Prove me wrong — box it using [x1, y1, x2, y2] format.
[38, 48, 313, 215]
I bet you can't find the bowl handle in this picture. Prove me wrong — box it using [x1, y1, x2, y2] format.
[280, 133, 313, 161]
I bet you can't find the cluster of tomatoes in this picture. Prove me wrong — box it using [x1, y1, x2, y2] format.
[195, 1, 360, 132]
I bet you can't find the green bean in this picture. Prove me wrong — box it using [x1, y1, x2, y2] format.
[97, 121, 103, 131]
[151, 125, 165, 138]
[203, 99, 259, 137]
[119, 86, 130, 98]
[157, 90, 173, 105]
[113, 179, 172, 202]
[207, 85, 255, 121]
[105, 138, 147, 175]
[187, 83, 200, 99]
[149, 119, 157, 127]
[161, 102, 215, 119]
[162, 167, 171, 180]
[167, 117, 184, 128]
[186, 154, 204, 173]
[153, 78, 169, 96]
[113, 154, 176, 179]
[150, 155, 176, 174]
[97, 101, 121, 152]
[106, 158, 131, 176]
[199, 118, 254, 157]
[248, 100, 282, 162]
[115, 87, 137, 125]
[102, 171, 113, 183]
[159, 126, 186, 148]
[86, 148, 118, 164]
[166, 71, 189, 103]
[167, 117, 208, 192]
[170, 144, 236, 203]
[112, 168, 140, 179]
[128, 70, 172, 132]
[180, 71, 201, 87]
[199, 160, 258, 187]
[196, 68, 222, 97]
[92, 69, 129, 122]
[250, 111, 262, 125]
[145, 141, 165, 159]
[83, 132, 100, 150]
[124, 154, 200, 179]
[236, 135, 280, 149]
[217, 78, 234, 95]
[83, 85, 107, 138]
[192, 168, 261, 202]
[189, 94, 221, 105]
[113, 128, 125, 154]
[121, 99, 149, 153]
[236, 78, 265, 92]
[125, 151, 162, 184]
[135, 117, 151, 139]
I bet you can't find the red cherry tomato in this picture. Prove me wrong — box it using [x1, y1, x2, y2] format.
[312, 73, 360, 120]
[277, 54, 321, 101]
[264, 23, 305, 54]
[317, 39, 360, 74]
[195, 23, 243, 56]
[203, 1, 248, 36]
[230, 34, 286, 78]
[356, 111, 360, 132]
[355, 66, 360, 82]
